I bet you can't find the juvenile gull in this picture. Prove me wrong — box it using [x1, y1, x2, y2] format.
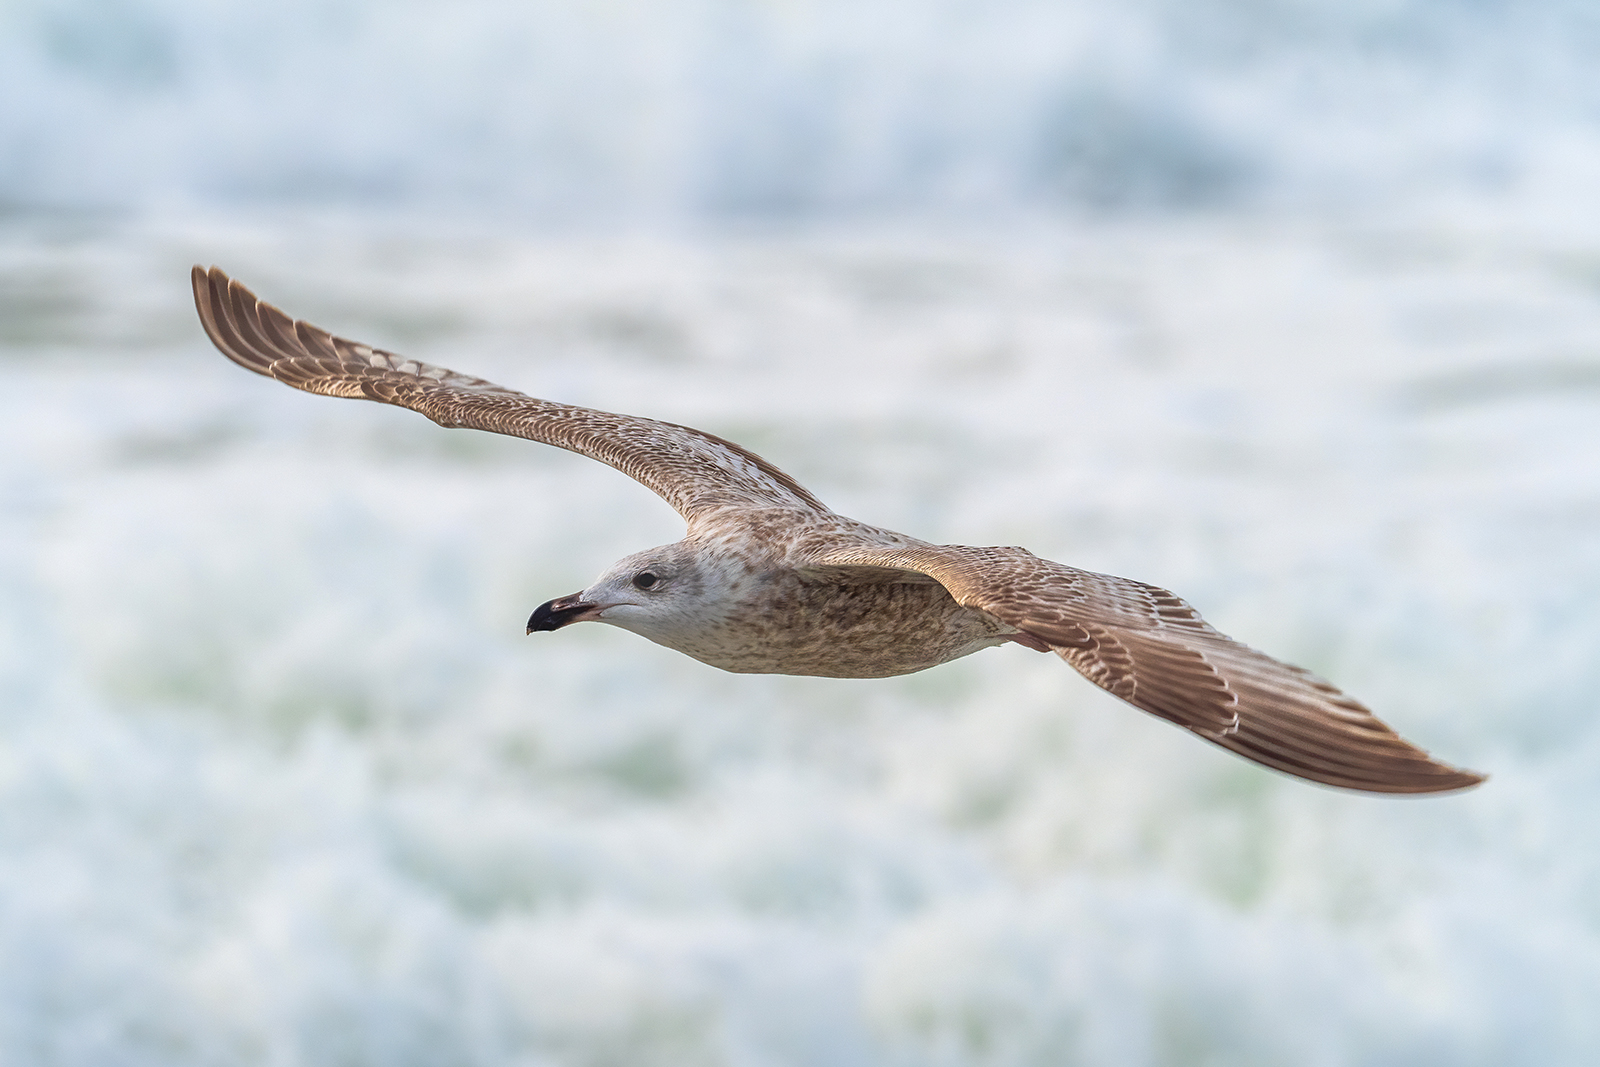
[193, 266, 1484, 795]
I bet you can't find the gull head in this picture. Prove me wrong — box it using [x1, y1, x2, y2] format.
[526, 541, 749, 647]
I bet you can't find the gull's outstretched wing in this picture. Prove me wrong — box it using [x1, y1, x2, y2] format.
[192, 266, 829, 523]
[802, 540, 1484, 794]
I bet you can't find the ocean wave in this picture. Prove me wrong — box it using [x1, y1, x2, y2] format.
[4, 0, 1600, 218]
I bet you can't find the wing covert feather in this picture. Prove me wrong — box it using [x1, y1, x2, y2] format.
[804, 541, 1483, 794]
[192, 266, 828, 522]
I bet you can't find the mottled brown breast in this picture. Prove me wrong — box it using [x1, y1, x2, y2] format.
[673, 573, 1013, 678]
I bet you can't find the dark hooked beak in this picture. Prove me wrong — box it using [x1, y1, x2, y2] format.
[526, 591, 601, 634]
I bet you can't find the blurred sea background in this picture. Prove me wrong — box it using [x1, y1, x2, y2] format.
[4, 1, 1600, 1064]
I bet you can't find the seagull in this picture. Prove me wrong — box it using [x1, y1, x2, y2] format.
[192, 265, 1483, 794]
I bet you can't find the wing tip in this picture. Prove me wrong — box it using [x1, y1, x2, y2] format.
[1400, 764, 1488, 796]
[1251, 746, 1488, 796]
[192, 263, 280, 378]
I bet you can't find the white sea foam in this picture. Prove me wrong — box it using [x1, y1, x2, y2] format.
[2, 208, 1598, 1064]
[4, 0, 1600, 221]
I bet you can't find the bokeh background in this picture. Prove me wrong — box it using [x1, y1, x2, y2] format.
[4, 1, 1600, 1064]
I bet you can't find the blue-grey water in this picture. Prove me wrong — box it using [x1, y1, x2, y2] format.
[3, 2, 1600, 1065]
[6, 0, 1600, 220]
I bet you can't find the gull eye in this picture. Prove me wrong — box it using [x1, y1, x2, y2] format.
[632, 571, 659, 590]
